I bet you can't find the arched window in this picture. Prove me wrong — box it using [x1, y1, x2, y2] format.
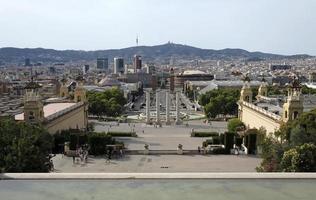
[245, 96, 250, 102]
[293, 111, 299, 119]
[61, 92, 65, 97]
[77, 96, 81, 102]
[29, 111, 35, 120]
[284, 111, 288, 119]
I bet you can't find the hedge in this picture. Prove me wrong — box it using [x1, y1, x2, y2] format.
[191, 131, 219, 137]
[53, 131, 117, 155]
[211, 147, 227, 154]
[201, 132, 236, 154]
[107, 131, 137, 137]
[88, 132, 116, 155]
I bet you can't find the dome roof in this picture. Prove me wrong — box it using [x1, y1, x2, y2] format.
[99, 75, 121, 87]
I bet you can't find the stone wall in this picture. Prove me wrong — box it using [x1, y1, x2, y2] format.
[239, 102, 281, 134]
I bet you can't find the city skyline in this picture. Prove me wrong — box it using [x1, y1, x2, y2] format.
[0, 0, 315, 55]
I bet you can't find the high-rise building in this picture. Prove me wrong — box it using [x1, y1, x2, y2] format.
[124, 64, 129, 74]
[133, 55, 142, 72]
[169, 68, 175, 92]
[97, 58, 108, 70]
[145, 64, 155, 74]
[114, 57, 124, 74]
[83, 65, 90, 75]
[25, 58, 31, 67]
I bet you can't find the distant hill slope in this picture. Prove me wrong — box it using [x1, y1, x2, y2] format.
[0, 43, 312, 64]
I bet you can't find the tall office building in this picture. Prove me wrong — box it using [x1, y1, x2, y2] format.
[146, 64, 155, 74]
[124, 64, 129, 74]
[114, 57, 124, 74]
[83, 65, 90, 75]
[169, 68, 175, 92]
[133, 55, 142, 72]
[25, 58, 31, 67]
[97, 58, 108, 70]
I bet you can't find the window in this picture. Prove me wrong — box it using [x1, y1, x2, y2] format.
[293, 111, 299, 119]
[29, 111, 35, 120]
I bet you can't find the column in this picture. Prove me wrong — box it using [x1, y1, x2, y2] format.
[175, 91, 181, 125]
[156, 90, 160, 124]
[165, 91, 170, 125]
[145, 90, 150, 124]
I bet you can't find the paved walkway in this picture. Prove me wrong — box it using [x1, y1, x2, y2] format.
[93, 120, 228, 150]
[53, 120, 261, 172]
[52, 154, 261, 173]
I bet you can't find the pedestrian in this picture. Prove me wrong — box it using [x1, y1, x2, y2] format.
[120, 149, 124, 158]
[72, 155, 75, 164]
[49, 159, 54, 172]
[198, 146, 201, 154]
[105, 150, 110, 163]
[109, 148, 112, 160]
[142, 130, 144, 134]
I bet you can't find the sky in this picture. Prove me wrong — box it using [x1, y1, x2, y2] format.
[0, 0, 315, 55]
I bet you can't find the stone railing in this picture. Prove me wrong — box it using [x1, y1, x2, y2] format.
[44, 102, 85, 122]
[242, 101, 282, 121]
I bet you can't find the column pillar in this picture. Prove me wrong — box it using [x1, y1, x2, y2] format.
[156, 90, 160, 124]
[175, 91, 181, 125]
[166, 90, 170, 125]
[145, 90, 150, 124]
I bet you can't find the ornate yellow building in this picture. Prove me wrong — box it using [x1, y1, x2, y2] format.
[238, 77, 304, 134]
[15, 79, 88, 134]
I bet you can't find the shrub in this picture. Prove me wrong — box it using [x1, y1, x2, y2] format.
[0, 119, 53, 172]
[227, 118, 245, 133]
[88, 132, 116, 155]
[191, 132, 219, 137]
[191, 131, 219, 137]
[224, 132, 235, 153]
[281, 143, 316, 172]
[211, 147, 227, 154]
[53, 131, 118, 156]
[107, 131, 137, 137]
[69, 134, 78, 150]
[53, 131, 71, 153]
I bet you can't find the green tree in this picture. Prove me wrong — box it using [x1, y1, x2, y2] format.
[227, 118, 245, 133]
[301, 85, 316, 95]
[256, 137, 285, 172]
[258, 109, 316, 172]
[289, 109, 316, 146]
[281, 143, 316, 172]
[200, 88, 240, 118]
[87, 88, 127, 117]
[0, 118, 53, 172]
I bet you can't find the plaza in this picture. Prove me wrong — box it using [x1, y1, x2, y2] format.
[52, 154, 261, 173]
[93, 120, 227, 151]
[52, 119, 261, 172]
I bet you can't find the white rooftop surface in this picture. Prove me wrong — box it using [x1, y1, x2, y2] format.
[15, 102, 76, 121]
[304, 83, 316, 89]
[181, 70, 207, 75]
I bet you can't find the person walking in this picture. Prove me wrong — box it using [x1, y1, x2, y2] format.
[105, 149, 110, 164]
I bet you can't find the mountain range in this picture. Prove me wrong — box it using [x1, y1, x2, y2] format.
[0, 43, 312, 64]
